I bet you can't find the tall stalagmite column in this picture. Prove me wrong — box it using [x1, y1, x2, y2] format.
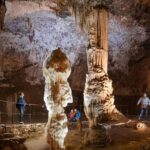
[84, 7, 126, 147]
[87, 8, 108, 74]
[43, 48, 73, 150]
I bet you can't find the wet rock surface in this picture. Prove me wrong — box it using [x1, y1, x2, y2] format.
[43, 48, 73, 150]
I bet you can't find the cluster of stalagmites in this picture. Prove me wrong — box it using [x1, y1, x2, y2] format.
[43, 48, 73, 150]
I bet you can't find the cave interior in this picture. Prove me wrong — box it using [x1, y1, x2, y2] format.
[0, 0, 150, 150]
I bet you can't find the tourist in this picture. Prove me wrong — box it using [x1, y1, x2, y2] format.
[68, 109, 76, 122]
[74, 109, 81, 121]
[137, 92, 150, 121]
[0, 0, 7, 31]
[74, 109, 82, 131]
[16, 92, 27, 123]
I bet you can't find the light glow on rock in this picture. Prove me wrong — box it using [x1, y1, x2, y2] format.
[43, 48, 73, 150]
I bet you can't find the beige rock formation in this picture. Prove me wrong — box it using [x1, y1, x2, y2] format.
[84, 7, 126, 147]
[43, 48, 73, 150]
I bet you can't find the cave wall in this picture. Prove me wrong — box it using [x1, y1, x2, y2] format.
[0, 1, 88, 103]
[108, 0, 150, 95]
[0, 0, 149, 105]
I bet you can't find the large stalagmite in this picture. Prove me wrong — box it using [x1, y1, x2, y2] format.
[84, 8, 127, 147]
[53, 1, 127, 124]
[43, 48, 73, 150]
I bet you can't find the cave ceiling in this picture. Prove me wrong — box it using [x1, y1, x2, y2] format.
[0, 0, 149, 96]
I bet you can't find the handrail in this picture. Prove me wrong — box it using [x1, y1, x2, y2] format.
[0, 99, 148, 123]
[0, 99, 47, 124]
[0, 99, 44, 105]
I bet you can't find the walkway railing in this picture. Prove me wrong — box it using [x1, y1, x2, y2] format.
[66, 104, 147, 120]
[0, 99, 48, 124]
[0, 99, 148, 124]
[116, 104, 139, 119]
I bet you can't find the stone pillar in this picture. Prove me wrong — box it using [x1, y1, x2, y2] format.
[43, 48, 73, 150]
[84, 8, 126, 147]
[87, 8, 108, 74]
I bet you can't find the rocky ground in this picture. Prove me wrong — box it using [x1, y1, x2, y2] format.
[64, 121, 150, 150]
[0, 123, 45, 150]
[1, 121, 150, 150]
[25, 121, 150, 150]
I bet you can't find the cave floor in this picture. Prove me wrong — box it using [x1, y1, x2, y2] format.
[24, 120, 150, 150]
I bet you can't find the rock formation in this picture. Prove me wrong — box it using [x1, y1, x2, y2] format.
[0, 0, 149, 105]
[43, 48, 73, 150]
[84, 7, 127, 147]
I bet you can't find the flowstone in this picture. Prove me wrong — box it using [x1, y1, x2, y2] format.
[43, 48, 73, 150]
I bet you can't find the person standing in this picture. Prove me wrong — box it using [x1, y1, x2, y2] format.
[74, 109, 82, 131]
[137, 93, 150, 121]
[16, 92, 26, 123]
[68, 109, 76, 122]
[74, 109, 81, 121]
[0, 0, 7, 31]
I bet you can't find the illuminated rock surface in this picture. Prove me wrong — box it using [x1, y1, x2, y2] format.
[0, 0, 149, 149]
[83, 7, 127, 147]
[43, 48, 73, 150]
[0, 1, 149, 104]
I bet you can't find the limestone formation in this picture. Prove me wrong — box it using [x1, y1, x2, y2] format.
[43, 48, 73, 150]
[84, 7, 126, 147]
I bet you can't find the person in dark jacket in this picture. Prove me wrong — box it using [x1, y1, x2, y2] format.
[0, 0, 7, 31]
[16, 92, 26, 123]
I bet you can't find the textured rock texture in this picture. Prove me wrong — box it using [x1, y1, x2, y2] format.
[84, 8, 126, 148]
[61, 0, 149, 95]
[0, 1, 87, 102]
[43, 48, 73, 150]
[0, 123, 45, 150]
[0, 0, 149, 102]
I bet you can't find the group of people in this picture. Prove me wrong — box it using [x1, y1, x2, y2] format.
[15, 91, 150, 124]
[68, 109, 81, 122]
[15, 92, 83, 124]
[15, 92, 82, 125]
[67, 93, 150, 122]
[68, 108, 82, 131]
